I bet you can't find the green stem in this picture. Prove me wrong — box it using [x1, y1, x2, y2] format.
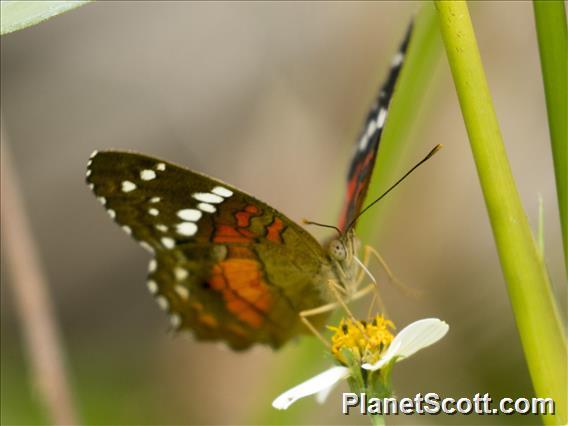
[533, 0, 568, 273]
[538, 194, 544, 260]
[370, 413, 385, 426]
[434, 2, 566, 424]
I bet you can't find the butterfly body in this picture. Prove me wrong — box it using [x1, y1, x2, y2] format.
[86, 22, 413, 350]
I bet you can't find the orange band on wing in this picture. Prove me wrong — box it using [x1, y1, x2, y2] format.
[213, 225, 252, 243]
[198, 313, 219, 328]
[209, 258, 273, 328]
[266, 217, 284, 244]
[213, 205, 262, 243]
[236, 209, 255, 228]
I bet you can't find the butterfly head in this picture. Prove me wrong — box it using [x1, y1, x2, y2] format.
[327, 228, 361, 290]
[302, 219, 361, 288]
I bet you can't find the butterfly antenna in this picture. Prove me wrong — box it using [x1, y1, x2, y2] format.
[346, 144, 443, 231]
[303, 219, 341, 236]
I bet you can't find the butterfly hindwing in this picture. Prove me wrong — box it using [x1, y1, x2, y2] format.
[86, 150, 330, 349]
[338, 22, 414, 231]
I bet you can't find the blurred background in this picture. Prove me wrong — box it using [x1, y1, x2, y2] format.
[1, 1, 565, 425]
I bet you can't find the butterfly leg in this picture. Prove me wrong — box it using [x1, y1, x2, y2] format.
[325, 279, 380, 339]
[298, 280, 355, 346]
[352, 245, 386, 314]
[364, 245, 419, 297]
[298, 280, 379, 347]
[363, 245, 398, 286]
[366, 290, 378, 320]
[299, 302, 339, 348]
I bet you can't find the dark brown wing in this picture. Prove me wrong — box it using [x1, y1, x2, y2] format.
[86, 150, 331, 349]
[338, 22, 413, 231]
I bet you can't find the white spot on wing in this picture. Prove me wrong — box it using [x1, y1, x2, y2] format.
[156, 296, 169, 310]
[121, 180, 137, 192]
[392, 51, 404, 67]
[155, 224, 168, 232]
[140, 241, 154, 253]
[122, 225, 132, 235]
[149, 197, 160, 203]
[161, 237, 175, 249]
[176, 222, 198, 237]
[147, 280, 158, 294]
[148, 208, 159, 216]
[366, 119, 378, 139]
[193, 192, 223, 204]
[170, 314, 182, 328]
[155, 163, 166, 171]
[212, 186, 233, 198]
[197, 203, 216, 213]
[88, 183, 95, 190]
[86, 169, 92, 177]
[98, 197, 106, 205]
[107, 209, 116, 219]
[174, 267, 188, 281]
[140, 169, 157, 181]
[90, 150, 98, 159]
[174, 284, 190, 300]
[377, 108, 388, 129]
[177, 209, 202, 222]
[358, 135, 369, 151]
[148, 259, 157, 272]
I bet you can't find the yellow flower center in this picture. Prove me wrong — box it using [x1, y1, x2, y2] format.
[328, 315, 395, 365]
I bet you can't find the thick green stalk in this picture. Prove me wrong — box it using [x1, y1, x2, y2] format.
[533, 0, 567, 272]
[435, 2, 566, 424]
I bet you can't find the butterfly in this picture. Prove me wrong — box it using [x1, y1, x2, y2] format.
[86, 23, 413, 350]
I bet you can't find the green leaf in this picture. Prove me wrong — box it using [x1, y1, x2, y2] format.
[435, 1, 566, 424]
[1, 1, 91, 36]
[533, 0, 567, 272]
[357, 4, 443, 240]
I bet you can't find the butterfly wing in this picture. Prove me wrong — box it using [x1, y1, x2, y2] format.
[86, 151, 332, 349]
[338, 22, 414, 231]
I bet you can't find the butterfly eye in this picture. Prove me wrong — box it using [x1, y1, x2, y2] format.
[329, 240, 347, 261]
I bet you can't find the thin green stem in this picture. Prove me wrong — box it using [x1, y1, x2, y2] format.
[434, 2, 566, 424]
[370, 413, 385, 426]
[533, 0, 567, 273]
[538, 194, 544, 260]
[1, 134, 80, 425]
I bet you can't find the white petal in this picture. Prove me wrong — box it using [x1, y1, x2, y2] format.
[272, 366, 349, 410]
[315, 376, 343, 405]
[363, 318, 449, 371]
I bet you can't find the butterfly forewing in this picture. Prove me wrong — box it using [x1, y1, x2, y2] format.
[86, 151, 330, 349]
[338, 22, 414, 231]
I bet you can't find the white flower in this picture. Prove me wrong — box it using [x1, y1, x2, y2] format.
[272, 318, 449, 410]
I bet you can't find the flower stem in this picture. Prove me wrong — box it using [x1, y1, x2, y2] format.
[370, 413, 385, 426]
[1, 134, 80, 425]
[434, 2, 566, 424]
